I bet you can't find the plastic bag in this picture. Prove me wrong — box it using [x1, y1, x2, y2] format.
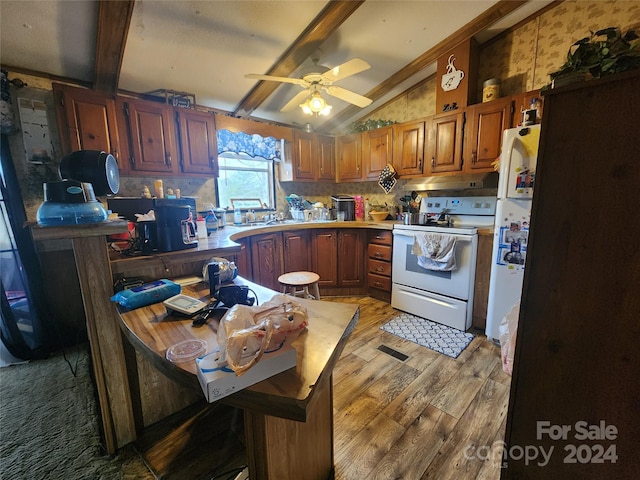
[217, 294, 308, 376]
[499, 301, 520, 376]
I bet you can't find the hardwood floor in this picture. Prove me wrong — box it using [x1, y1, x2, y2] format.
[329, 296, 511, 480]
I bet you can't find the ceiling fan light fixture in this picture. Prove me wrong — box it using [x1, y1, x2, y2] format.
[300, 92, 332, 116]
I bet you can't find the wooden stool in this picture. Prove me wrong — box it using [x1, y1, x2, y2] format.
[278, 271, 321, 300]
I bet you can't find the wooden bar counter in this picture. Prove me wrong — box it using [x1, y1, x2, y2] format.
[118, 278, 359, 480]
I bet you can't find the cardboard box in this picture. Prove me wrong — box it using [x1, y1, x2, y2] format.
[196, 343, 297, 402]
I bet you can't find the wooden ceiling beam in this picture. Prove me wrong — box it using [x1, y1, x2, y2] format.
[320, 0, 528, 133]
[93, 0, 135, 96]
[233, 0, 364, 117]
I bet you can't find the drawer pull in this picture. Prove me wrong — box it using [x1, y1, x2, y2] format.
[374, 252, 383, 258]
[375, 266, 384, 273]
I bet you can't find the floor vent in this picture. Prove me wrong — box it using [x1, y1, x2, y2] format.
[377, 344, 409, 362]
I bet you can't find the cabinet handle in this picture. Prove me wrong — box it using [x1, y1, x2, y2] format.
[375, 266, 384, 272]
[472, 150, 477, 164]
[418, 158, 422, 169]
[165, 154, 172, 167]
[373, 281, 383, 288]
[374, 252, 383, 258]
[209, 156, 215, 167]
[431, 157, 435, 168]
[374, 235, 384, 240]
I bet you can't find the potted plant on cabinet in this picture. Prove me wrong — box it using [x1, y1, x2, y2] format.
[548, 27, 640, 88]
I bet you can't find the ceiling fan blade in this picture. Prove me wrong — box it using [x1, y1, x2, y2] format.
[245, 73, 308, 88]
[324, 85, 372, 108]
[321, 58, 371, 83]
[280, 89, 312, 112]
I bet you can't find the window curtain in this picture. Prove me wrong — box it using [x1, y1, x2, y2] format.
[217, 129, 281, 161]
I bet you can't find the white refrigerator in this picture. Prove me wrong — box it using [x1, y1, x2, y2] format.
[485, 125, 541, 342]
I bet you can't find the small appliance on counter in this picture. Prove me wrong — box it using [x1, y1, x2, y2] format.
[107, 197, 197, 222]
[155, 204, 198, 252]
[36, 150, 120, 226]
[36, 180, 109, 226]
[331, 195, 355, 221]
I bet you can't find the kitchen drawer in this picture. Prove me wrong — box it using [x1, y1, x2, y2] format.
[368, 273, 391, 292]
[368, 230, 393, 245]
[368, 243, 392, 261]
[369, 258, 392, 277]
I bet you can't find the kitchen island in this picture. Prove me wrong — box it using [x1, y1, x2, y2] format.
[119, 278, 359, 480]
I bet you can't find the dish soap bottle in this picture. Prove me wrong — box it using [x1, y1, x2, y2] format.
[234, 205, 242, 225]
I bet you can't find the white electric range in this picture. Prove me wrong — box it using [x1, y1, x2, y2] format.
[391, 196, 496, 331]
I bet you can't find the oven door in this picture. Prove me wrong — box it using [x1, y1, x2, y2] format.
[391, 229, 477, 300]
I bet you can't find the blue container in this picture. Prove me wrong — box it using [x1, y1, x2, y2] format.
[36, 180, 108, 226]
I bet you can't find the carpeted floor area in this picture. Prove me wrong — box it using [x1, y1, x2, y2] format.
[0, 343, 154, 480]
[380, 312, 475, 358]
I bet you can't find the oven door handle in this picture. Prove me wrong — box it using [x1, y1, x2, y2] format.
[392, 231, 474, 242]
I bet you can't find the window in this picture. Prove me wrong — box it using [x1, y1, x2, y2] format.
[215, 130, 283, 211]
[216, 153, 275, 211]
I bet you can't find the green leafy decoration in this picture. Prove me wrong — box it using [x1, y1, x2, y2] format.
[549, 27, 640, 80]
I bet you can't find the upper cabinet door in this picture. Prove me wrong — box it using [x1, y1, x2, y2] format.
[393, 120, 427, 177]
[426, 111, 464, 174]
[293, 131, 316, 180]
[176, 109, 218, 175]
[53, 83, 124, 171]
[119, 97, 178, 175]
[464, 98, 513, 172]
[317, 135, 336, 181]
[337, 133, 363, 181]
[363, 126, 393, 180]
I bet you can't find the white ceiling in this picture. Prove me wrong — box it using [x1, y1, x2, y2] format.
[1, 0, 554, 132]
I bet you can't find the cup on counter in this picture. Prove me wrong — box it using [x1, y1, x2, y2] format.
[337, 211, 345, 222]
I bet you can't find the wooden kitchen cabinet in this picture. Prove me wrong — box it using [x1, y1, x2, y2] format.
[310, 228, 366, 295]
[53, 83, 125, 172]
[393, 119, 428, 177]
[317, 135, 336, 180]
[366, 230, 393, 302]
[337, 229, 366, 288]
[310, 229, 338, 288]
[291, 132, 335, 181]
[250, 232, 283, 291]
[336, 133, 362, 181]
[235, 238, 252, 280]
[504, 71, 640, 479]
[426, 111, 464, 174]
[463, 98, 513, 173]
[283, 230, 310, 272]
[117, 96, 179, 175]
[175, 108, 218, 175]
[363, 125, 393, 180]
[472, 231, 493, 329]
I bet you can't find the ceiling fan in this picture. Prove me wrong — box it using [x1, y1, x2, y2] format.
[245, 58, 373, 113]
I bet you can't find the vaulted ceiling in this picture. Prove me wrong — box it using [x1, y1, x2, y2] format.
[0, 0, 556, 134]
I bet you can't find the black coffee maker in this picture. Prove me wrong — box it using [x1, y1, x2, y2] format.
[155, 205, 198, 252]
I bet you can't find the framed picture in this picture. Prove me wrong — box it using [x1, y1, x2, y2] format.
[230, 198, 263, 209]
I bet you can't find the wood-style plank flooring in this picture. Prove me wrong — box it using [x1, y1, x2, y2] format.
[329, 296, 511, 480]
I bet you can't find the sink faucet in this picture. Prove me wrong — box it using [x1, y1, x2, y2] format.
[262, 211, 283, 225]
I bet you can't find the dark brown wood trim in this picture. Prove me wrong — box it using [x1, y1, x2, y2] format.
[234, 0, 365, 117]
[319, 0, 528, 133]
[93, 0, 135, 95]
